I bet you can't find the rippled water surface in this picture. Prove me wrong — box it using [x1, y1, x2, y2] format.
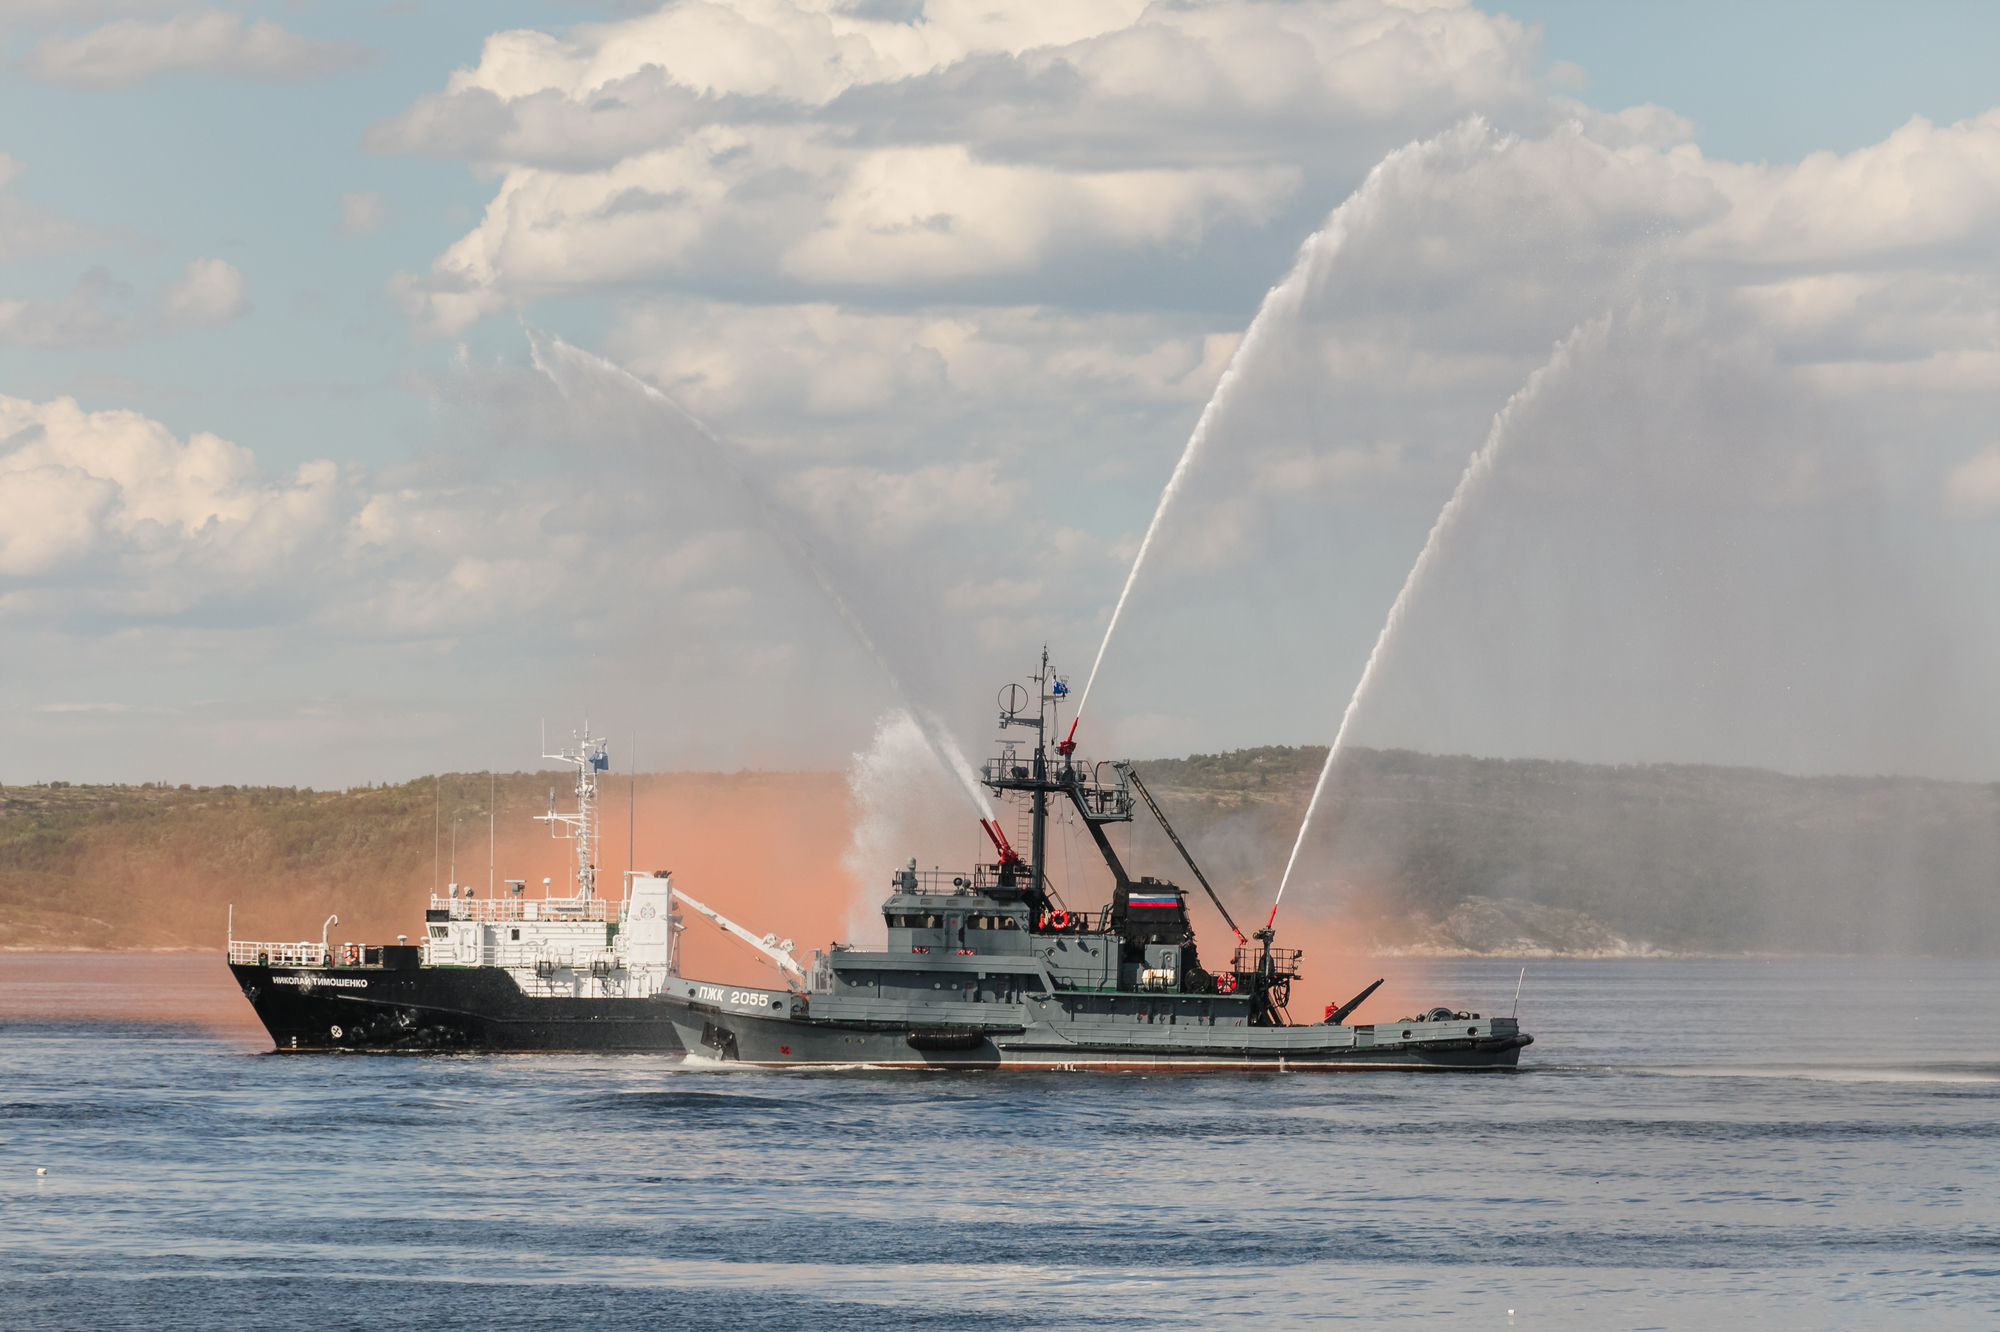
[4, 955, 1998, 1330]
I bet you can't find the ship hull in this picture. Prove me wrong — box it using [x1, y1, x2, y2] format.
[229, 963, 686, 1054]
[658, 993, 1530, 1072]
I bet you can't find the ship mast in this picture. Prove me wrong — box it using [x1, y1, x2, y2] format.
[537, 724, 609, 899]
[1030, 646, 1052, 900]
[985, 649, 1136, 916]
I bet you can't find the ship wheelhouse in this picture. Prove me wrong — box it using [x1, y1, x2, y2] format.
[799, 650, 1305, 1030]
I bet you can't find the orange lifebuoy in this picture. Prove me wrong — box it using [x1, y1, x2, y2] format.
[1049, 910, 1070, 931]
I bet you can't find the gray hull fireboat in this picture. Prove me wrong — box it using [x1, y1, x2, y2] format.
[654, 653, 1532, 1072]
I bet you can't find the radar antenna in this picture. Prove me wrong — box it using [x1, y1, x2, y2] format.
[537, 723, 610, 899]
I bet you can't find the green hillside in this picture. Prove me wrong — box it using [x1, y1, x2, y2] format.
[7, 748, 1999, 956]
[0, 775, 549, 952]
[1130, 748, 2000, 957]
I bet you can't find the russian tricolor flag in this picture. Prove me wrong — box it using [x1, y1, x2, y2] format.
[1128, 892, 1179, 909]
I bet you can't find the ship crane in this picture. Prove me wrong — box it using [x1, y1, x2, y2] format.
[671, 886, 807, 993]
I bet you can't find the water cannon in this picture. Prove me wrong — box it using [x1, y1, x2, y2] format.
[979, 818, 1021, 866]
[1057, 717, 1079, 758]
[1326, 978, 1385, 1026]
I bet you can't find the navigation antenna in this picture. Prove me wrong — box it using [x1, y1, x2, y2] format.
[537, 723, 610, 899]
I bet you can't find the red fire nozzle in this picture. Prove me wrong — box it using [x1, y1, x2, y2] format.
[1056, 717, 1079, 757]
[980, 818, 1021, 866]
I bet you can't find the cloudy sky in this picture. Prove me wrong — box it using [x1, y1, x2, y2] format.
[6, 0, 2000, 789]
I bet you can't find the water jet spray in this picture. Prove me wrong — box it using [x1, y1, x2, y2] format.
[1069, 228, 1330, 743]
[527, 330, 994, 822]
[1264, 321, 1566, 927]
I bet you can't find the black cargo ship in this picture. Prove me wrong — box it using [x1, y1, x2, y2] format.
[229, 729, 698, 1053]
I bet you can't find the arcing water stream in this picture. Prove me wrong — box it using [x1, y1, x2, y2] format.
[528, 330, 995, 822]
[1069, 133, 1447, 753]
[1068, 230, 1328, 742]
[1266, 319, 1596, 918]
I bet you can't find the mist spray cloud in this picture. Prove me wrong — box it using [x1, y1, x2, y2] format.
[528, 329, 994, 822]
[1269, 311, 1599, 915]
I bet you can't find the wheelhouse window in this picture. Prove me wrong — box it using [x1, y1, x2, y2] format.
[961, 914, 1021, 931]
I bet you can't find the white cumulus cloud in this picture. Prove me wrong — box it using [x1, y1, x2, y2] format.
[0, 393, 340, 586]
[372, 0, 1554, 334]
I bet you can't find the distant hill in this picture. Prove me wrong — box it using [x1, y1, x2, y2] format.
[0, 779, 438, 952]
[1130, 748, 2000, 958]
[7, 748, 1998, 956]
[0, 772, 850, 969]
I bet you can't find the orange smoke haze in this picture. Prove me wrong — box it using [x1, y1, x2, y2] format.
[234, 772, 866, 989]
[1266, 912, 1427, 1024]
[0, 954, 266, 1041]
[575, 773, 856, 987]
[6, 768, 1455, 1030]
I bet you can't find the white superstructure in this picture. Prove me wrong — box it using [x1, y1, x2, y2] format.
[422, 725, 684, 999]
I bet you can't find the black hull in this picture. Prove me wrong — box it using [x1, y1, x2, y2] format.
[661, 995, 1530, 1072]
[229, 964, 685, 1054]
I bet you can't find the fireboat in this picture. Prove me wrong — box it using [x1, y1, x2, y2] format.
[649, 652, 1533, 1071]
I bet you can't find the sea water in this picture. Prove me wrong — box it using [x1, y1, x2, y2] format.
[3, 955, 1997, 1330]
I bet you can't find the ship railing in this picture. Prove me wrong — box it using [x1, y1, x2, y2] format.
[971, 863, 1018, 891]
[1066, 762, 1135, 822]
[430, 895, 612, 923]
[982, 757, 1033, 787]
[897, 868, 980, 894]
[979, 757, 1134, 812]
[1231, 945, 1302, 981]
[895, 864, 1056, 895]
[235, 940, 402, 968]
[231, 940, 328, 967]
[487, 944, 619, 973]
